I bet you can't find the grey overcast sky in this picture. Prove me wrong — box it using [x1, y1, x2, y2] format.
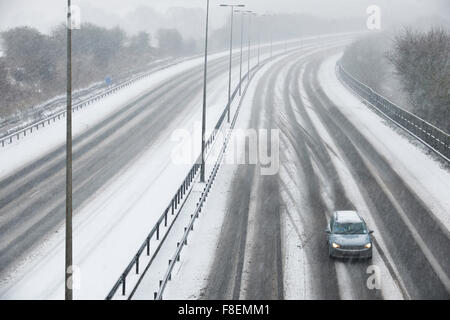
[0, 0, 449, 33]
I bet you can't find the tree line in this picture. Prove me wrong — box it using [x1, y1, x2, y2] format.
[0, 13, 364, 120]
[341, 27, 450, 133]
[0, 24, 200, 118]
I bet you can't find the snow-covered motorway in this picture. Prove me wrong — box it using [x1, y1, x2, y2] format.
[1, 31, 449, 300]
[0, 40, 274, 297]
[157, 42, 450, 300]
[0, 33, 354, 299]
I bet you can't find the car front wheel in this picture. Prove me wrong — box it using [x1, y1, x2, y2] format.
[328, 247, 334, 259]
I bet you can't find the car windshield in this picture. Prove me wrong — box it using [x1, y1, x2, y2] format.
[333, 222, 367, 234]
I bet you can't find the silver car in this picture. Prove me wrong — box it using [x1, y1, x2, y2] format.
[326, 211, 374, 259]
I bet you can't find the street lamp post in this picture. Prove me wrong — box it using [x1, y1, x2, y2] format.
[262, 14, 274, 59]
[65, 0, 73, 301]
[220, 3, 245, 123]
[270, 21, 273, 59]
[201, 0, 210, 183]
[257, 15, 261, 67]
[238, 10, 244, 96]
[247, 12, 256, 81]
[235, 9, 248, 96]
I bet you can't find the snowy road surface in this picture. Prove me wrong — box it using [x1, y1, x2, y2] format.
[160, 43, 450, 300]
[1, 31, 448, 300]
[0, 34, 352, 299]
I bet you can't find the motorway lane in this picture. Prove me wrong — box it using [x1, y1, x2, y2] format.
[202, 41, 352, 300]
[286, 54, 382, 300]
[202, 40, 449, 299]
[303, 57, 450, 299]
[203, 55, 285, 299]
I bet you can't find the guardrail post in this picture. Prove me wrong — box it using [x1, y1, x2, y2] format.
[122, 277, 126, 296]
[339, 60, 450, 162]
[136, 256, 139, 274]
[146, 238, 150, 256]
[156, 222, 160, 240]
[168, 260, 172, 280]
[177, 242, 180, 261]
[164, 210, 168, 227]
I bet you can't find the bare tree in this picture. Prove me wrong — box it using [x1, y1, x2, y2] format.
[387, 27, 450, 131]
[341, 34, 391, 92]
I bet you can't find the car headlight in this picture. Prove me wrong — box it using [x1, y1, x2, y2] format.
[364, 243, 372, 249]
[332, 242, 341, 248]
